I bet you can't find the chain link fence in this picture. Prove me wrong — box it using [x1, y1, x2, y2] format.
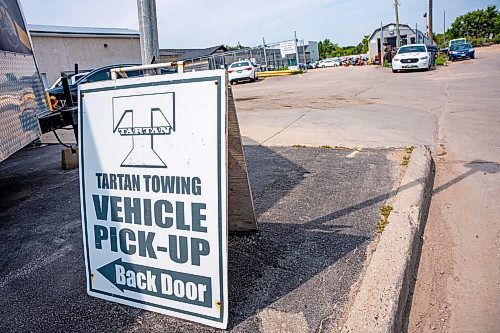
[182, 39, 309, 72]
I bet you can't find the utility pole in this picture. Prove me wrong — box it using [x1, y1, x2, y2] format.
[262, 37, 268, 70]
[428, 0, 433, 43]
[301, 39, 307, 67]
[443, 10, 446, 46]
[294, 31, 299, 68]
[380, 22, 384, 66]
[394, 0, 401, 48]
[137, 0, 159, 73]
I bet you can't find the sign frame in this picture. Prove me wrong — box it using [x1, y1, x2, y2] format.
[79, 70, 229, 328]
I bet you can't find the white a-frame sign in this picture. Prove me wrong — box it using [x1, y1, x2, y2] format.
[79, 69, 256, 329]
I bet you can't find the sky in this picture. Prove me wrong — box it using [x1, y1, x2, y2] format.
[19, 0, 499, 48]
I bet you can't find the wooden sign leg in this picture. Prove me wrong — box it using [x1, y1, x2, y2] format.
[227, 86, 258, 232]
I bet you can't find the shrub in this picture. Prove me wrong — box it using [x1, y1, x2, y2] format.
[435, 54, 447, 66]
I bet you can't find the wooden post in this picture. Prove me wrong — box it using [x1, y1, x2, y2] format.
[227, 87, 258, 232]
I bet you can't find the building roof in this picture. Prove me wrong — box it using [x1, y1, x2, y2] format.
[28, 24, 139, 37]
[368, 23, 418, 41]
[159, 45, 228, 61]
[159, 48, 201, 57]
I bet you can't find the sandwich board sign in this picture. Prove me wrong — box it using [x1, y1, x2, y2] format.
[79, 70, 229, 329]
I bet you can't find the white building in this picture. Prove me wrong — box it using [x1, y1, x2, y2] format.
[28, 25, 141, 87]
[367, 23, 429, 62]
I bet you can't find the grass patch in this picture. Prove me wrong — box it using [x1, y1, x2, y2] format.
[320, 145, 333, 149]
[435, 53, 447, 66]
[401, 146, 415, 166]
[380, 205, 393, 219]
[291, 144, 306, 148]
[405, 146, 415, 154]
[376, 205, 393, 234]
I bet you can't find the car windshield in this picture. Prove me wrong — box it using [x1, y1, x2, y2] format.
[450, 39, 466, 46]
[398, 46, 426, 54]
[451, 43, 472, 51]
[230, 62, 250, 68]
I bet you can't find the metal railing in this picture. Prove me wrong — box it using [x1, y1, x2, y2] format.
[181, 39, 309, 72]
[110, 61, 184, 79]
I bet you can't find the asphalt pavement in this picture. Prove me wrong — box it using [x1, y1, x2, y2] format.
[0, 144, 399, 332]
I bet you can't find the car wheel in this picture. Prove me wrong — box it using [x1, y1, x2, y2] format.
[392, 69, 397, 73]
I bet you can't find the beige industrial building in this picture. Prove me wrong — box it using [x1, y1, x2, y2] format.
[28, 24, 141, 87]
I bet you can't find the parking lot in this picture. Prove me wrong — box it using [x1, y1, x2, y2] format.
[233, 60, 442, 148]
[0, 144, 402, 332]
[232, 44, 499, 332]
[3, 45, 499, 332]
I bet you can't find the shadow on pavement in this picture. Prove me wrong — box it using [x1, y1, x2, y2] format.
[0, 144, 397, 333]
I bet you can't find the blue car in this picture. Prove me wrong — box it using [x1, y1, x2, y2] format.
[449, 43, 475, 61]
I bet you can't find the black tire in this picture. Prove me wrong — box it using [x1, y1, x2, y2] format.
[392, 69, 397, 73]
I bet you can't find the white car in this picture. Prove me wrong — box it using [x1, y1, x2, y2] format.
[318, 59, 340, 68]
[392, 44, 430, 73]
[227, 61, 257, 84]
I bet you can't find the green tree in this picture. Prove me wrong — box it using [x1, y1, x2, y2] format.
[318, 35, 369, 58]
[318, 39, 336, 59]
[447, 5, 499, 40]
[353, 35, 369, 54]
[433, 33, 446, 48]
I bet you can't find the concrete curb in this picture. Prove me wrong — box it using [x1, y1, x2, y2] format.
[341, 146, 435, 333]
[256, 70, 302, 78]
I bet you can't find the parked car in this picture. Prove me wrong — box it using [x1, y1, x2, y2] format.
[227, 61, 257, 84]
[47, 64, 141, 105]
[448, 43, 475, 61]
[49, 72, 89, 90]
[392, 44, 430, 73]
[318, 59, 341, 68]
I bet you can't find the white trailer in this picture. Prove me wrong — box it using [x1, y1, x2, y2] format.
[0, 0, 74, 163]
